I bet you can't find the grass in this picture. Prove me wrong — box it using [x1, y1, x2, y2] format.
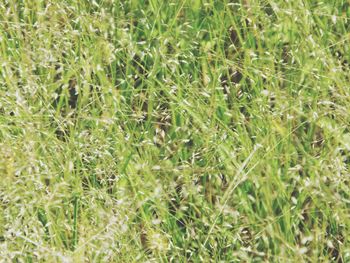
[0, 0, 350, 261]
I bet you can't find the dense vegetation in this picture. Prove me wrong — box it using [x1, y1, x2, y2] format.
[1, 0, 350, 261]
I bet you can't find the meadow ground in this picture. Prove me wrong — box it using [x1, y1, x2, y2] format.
[0, 0, 350, 262]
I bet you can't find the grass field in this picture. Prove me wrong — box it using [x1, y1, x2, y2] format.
[1, 0, 350, 262]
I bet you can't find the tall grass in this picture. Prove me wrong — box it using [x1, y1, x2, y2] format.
[0, 0, 350, 261]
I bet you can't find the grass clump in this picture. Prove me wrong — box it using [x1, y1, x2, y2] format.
[1, 0, 350, 262]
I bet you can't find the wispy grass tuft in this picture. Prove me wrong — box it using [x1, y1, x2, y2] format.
[0, 0, 350, 261]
